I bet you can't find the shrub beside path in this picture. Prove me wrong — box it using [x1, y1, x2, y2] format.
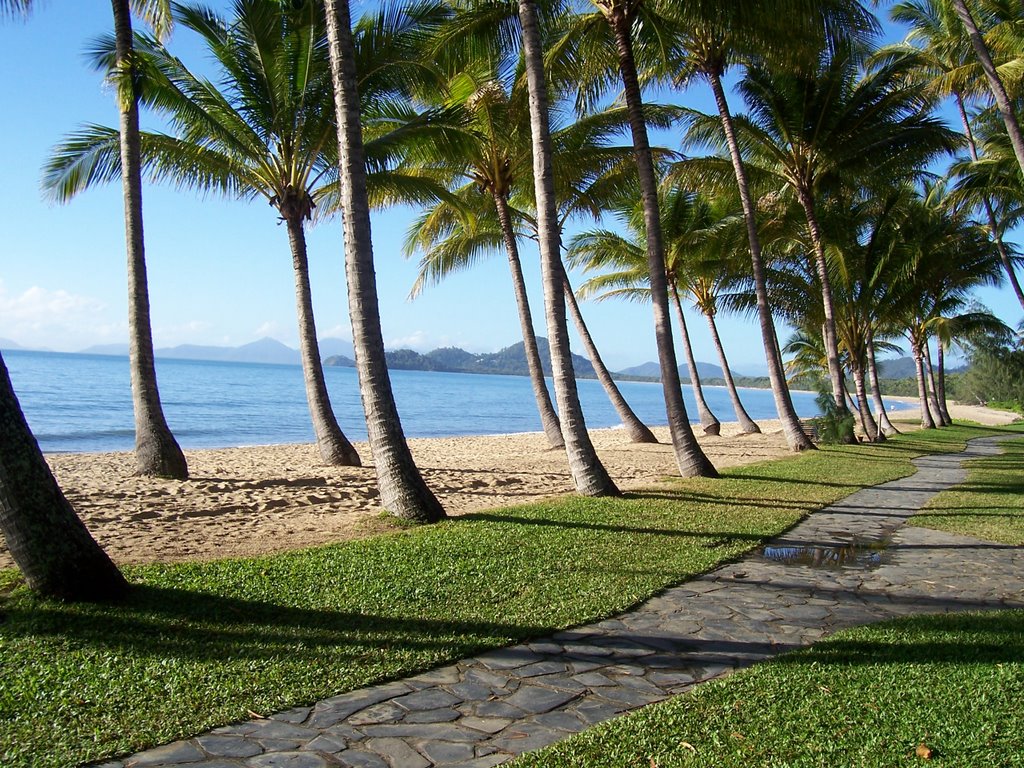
[98, 435, 1024, 768]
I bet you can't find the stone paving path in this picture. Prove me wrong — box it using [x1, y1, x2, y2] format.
[100, 435, 1024, 768]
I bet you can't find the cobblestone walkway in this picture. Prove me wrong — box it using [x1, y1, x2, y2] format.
[102, 435, 1024, 768]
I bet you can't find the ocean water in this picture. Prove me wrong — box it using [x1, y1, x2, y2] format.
[5, 349, 870, 454]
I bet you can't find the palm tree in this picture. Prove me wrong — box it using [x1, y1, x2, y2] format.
[46, 0, 366, 466]
[110, 0, 188, 478]
[881, 0, 1024, 311]
[404, 71, 565, 449]
[404, 70, 664, 445]
[947, 0, 1024, 179]
[551, 0, 718, 477]
[323, 0, 445, 522]
[690, 48, 958, 435]
[654, 0, 878, 453]
[517, 0, 620, 494]
[569, 185, 770, 436]
[0, 354, 127, 601]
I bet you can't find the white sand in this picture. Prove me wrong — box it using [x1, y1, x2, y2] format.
[1, 401, 1015, 569]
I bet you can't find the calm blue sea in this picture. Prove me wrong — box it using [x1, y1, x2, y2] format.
[5, 349, 863, 453]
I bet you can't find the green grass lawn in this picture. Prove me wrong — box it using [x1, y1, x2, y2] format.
[0, 423, 1019, 767]
[511, 610, 1024, 768]
[911, 432, 1024, 545]
[512, 423, 1024, 768]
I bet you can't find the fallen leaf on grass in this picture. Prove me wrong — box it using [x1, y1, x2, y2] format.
[247, 710, 265, 719]
[679, 741, 697, 753]
[916, 743, 934, 760]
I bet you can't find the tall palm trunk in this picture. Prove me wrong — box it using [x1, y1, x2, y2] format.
[912, 336, 936, 429]
[867, 331, 899, 435]
[704, 310, 760, 433]
[706, 70, 813, 452]
[562, 273, 657, 443]
[851, 364, 880, 441]
[955, 95, 1024, 311]
[606, 3, 716, 477]
[951, 0, 1024, 180]
[669, 285, 720, 435]
[924, 343, 949, 426]
[0, 354, 127, 601]
[935, 342, 953, 425]
[795, 187, 852, 433]
[323, 0, 445, 522]
[284, 215, 361, 466]
[112, 0, 187, 479]
[519, 0, 619, 496]
[493, 192, 564, 449]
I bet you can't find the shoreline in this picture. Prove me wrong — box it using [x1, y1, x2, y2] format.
[4, 404, 1017, 571]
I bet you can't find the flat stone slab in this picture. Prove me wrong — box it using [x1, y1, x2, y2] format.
[95, 436, 1023, 768]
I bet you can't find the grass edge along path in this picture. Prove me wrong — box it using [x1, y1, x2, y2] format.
[911, 431, 1024, 545]
[0, 423, 1017, 767]
[510, 609, 1024, 768]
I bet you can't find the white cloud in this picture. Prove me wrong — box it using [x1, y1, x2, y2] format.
[385, 330, 432, 351]
[320, 324, 352, 341]
[254, 321, 283, 338]
[0, 281, 113, 351]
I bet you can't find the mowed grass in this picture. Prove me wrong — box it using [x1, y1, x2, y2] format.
[912, 432, 1024, 544]
[511, 610, 1024, 768]
[513, 423, 1024, 768]
[0, 423, 1018, 767]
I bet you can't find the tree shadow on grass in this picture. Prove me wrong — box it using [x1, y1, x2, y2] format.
[1, 584, 553, 663]
[465, 510, 772, 541]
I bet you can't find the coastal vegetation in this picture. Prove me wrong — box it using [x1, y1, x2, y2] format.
[0, 422, 1019, 767]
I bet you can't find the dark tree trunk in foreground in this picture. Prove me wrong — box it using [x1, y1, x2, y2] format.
[519, 0, 619, 495]
[0, 354, 127, 601]
[704, 310, 760, 433]
[112, 0, 187, 479]
[493, 192, 564, 449]
[707, 70, 813, 452]
[924, 343, 950, 426]
[562, 271, 657, 444]
[607, 3, 717, 476]
[324, 0, 445, 522]
[285, 215, 361, 466]
[670, 285, 720, 435]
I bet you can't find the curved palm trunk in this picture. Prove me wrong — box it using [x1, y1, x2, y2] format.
[851, 364, 880, 441]
[866, 331, 899, 435]
[912, 335, 936, 429]
[112, 0, 187, 479]
[492, 192, 564, 449]
[951, 0, 1024, 180]
[519, 0, 619, 496]
[935, 343, 953, 425]
[0, 354, 127, 601]
[794, 187, 853, 435]
[670, 285, 720, 435]
[607, 6, 716, 477]
[562, 273, 657, 443]
[923, 343, 949, 426]
[324, 0, 444, 522]
[285, 217, 361, 466]
[706, 71, 813, 452]
[704, 311, 760, 433]
[955, 96, 1024, 311]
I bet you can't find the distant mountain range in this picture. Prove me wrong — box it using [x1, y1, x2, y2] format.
[4, 334, 940, 383]
[78, 337, 356, 366]
[326, 338, 598, 378]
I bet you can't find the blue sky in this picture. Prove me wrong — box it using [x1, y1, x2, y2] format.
[1, 2, 1021, 374]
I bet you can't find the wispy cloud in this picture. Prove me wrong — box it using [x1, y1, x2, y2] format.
[0, 281, 113, 351]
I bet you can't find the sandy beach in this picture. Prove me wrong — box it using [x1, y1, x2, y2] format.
[1, 401, 1017, 570]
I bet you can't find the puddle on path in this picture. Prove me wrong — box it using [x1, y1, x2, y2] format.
[758, 539, 889, 569]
